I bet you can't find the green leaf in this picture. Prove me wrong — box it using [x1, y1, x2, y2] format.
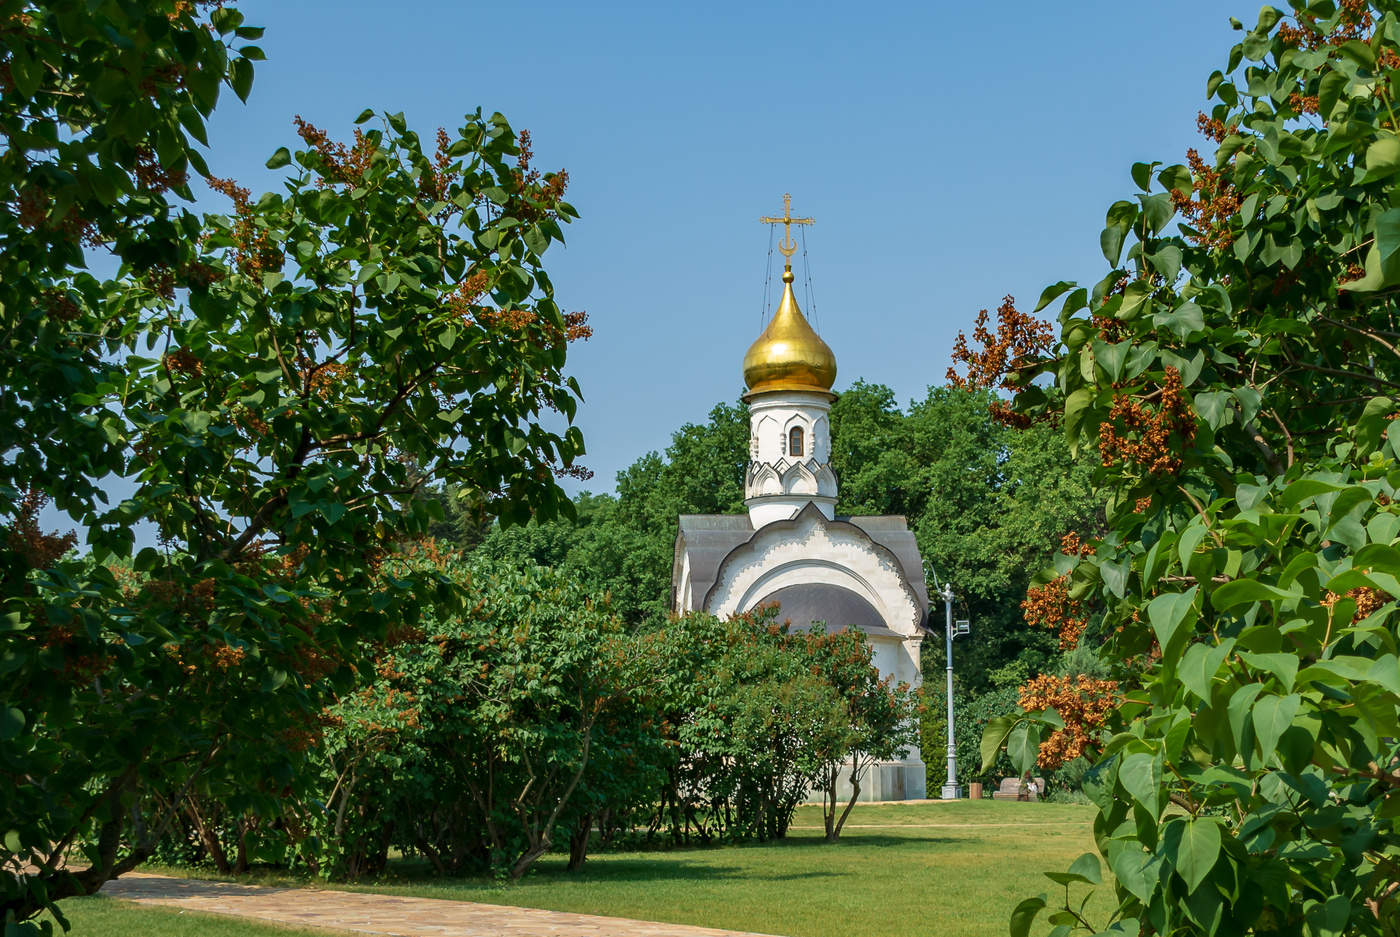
[1367, 655, 1400, 696]
[1118, 281, 1152, 321]
[1108, 840, 1159, 903]
[1100, 226, 1127, 266]
[319, 502, 348, 525]
[1064, 388, 1095, 442]
[1339, 38, 1377, 70]
[1010, 895, 1047, 937]
[1178, 524, 1208, 568]
[1194, 390, 1232, 430]
[1251, 693, 1301, 761]
[1282, 476, 1349, 507]
[1179, 639, 1234, 702]
[1147, 587, 1198, 655]
[1344, 208, 1400, 292]
[1007, 721, 1041, 773]
[0, 707, 23, 741]
[1148, 244, 1183, 282]
[265, 147, 292, 169]
[1240, 651, 1299, 692]
[1305, 895, 1351, 937]
[1172, 818, 1221, 891]
[1067, 851, 1102, 885]
[1319, 68, 1348, 118]
[524, 225, 549, 257]
[980, 715, 1017, 772]
[1242, 29, 1270, 60]
[231, 57, 254, 103]
[1045, 851, 1104, 886]
[1119, 751, 1163, 815]
[1210, 579, 1300, 610]
[1158, 163, 1193, 195]
[1095, 341, 1130, 382]
[1100, 559, 1128, 598]
[1035, 281, 1076, 313]
[15, 51, 47, 102]
[1227, 683, 1265, 755]
[1355, 396, 1397, 453]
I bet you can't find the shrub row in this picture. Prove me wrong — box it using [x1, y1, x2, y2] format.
[152, 551, 920, 880]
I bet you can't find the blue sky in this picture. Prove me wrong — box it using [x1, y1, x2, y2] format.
[203, 1, 1241, 496]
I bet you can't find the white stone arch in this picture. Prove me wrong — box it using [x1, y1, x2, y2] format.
[735, 559, 885, 619]
[703, 505, 922, 635]
[780, 460, 818, 493]
[811, 415, 830, 462]
[753, 414, 778, 461]
[748, 462, 782, 497]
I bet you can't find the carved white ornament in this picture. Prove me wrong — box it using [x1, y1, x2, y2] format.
[704, 508, 922, 637]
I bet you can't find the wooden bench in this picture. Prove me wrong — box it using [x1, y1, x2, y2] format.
[991, 776, 1045, 801]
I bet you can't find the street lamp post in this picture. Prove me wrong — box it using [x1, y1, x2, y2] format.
[939, 581, 968, 800]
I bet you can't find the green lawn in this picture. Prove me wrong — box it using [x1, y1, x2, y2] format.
[39, 897, 357, 937]
[115, 799, 1115, 937]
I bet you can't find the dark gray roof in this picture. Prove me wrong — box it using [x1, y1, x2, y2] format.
[758, 583, 901, 637]
[672, 514, 753, 610]
[672, 505, 928, 616]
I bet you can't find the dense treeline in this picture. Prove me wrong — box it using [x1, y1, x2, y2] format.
[452, 383, 1106, 792]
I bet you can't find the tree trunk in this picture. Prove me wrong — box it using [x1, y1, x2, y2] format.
[416, 837, 447, 876]
[510, 839, 551, 881]
[185, 800, 232, 874]
[821, 763, 838, 840]
[828, 769, 862, 842]
[598, 807, 615, 847]
[567, 813, 592, 871]
[233, 817, 250, 874]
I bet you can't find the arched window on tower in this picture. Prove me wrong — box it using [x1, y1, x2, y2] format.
[788, 426, 805, 458]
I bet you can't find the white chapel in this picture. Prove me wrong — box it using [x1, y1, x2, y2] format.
[671, 197, 928, 800]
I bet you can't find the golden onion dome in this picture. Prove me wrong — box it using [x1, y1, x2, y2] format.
[742, 267, 837, 397]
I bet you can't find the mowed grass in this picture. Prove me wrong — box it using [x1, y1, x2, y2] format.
[368, 800, 1113, 937]
[38, 897, 359, 937]
[130, 799, 1114, 937]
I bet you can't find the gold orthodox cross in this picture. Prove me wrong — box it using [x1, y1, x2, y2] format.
[760, 193, 813, 261]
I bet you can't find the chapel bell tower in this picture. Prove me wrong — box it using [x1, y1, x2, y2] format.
[741, 195, 840, 528]
[670, 193, 929, 800]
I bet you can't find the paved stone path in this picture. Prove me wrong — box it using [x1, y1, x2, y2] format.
[102, 872, 784, 937]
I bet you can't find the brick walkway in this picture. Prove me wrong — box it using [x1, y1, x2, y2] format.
[101, 872, 785, 937]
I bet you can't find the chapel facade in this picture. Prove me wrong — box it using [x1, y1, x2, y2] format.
[670, 202, 928, 801]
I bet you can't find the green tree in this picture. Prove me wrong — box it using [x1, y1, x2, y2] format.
[832, 382, 1102, 694]
[644, 610, 846, 844]
[610, 400, 748, 623]
[1, 3, 586, 928]
[353, 555, 650, 881]
[804, 626, 921, 841]
[975, 3, 1400, 934]
[465, 400, 748, 627]
[705, 622, 847, 842]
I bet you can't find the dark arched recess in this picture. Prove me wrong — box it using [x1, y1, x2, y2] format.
[756, 582, 885, 632]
